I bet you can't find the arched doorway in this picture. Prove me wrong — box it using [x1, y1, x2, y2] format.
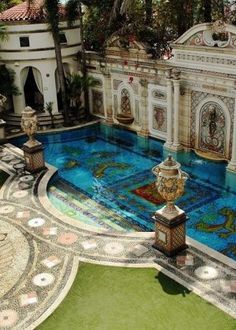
[21, 67, 44, 112]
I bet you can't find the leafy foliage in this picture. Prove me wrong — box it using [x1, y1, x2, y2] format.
[0, 65, 19, 97]
[83, 0, 234, 56]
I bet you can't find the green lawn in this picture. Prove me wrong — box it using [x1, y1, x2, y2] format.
[38, 263, 235, 330]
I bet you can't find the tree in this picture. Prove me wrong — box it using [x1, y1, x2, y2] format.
[66, 0, 92, 119]
[66, 73, 97, 120]
[44, 0, 71, 126]
[0, 24, 7, 42]
[0, 0, 23, 12]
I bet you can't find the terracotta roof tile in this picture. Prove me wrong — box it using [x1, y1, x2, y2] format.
[0, 0, 66, 23]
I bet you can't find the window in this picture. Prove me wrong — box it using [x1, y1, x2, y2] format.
[19, 36, 30, 47]
[59, 33, 67, 44]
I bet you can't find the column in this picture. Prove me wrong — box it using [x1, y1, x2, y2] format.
[12, 70, 26, 115]
[104, 73, 114, 125]
[138, 79, 149, 137]
[164, 78, 173, 149]
[172, 78, 182, 150]
[43, 72, 59, 114]
[227, 102, 236, 172]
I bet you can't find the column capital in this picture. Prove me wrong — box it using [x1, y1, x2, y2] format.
[172, 68, 181, 80]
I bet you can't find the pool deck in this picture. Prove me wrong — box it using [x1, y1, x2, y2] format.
[0, 143, 235, 329]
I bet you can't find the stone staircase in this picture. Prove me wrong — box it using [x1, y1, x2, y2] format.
[3, 112, 65, 130]
[48, 179, 143, 232]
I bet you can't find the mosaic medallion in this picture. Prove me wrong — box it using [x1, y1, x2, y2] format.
[0, 205, 15, 214]
[57, 232, 78, 245]
[12, 190, 28, 199]
[103, 242, 124, 255]
[20, 175, 34, 183]
[194, 266, 218, 280]
[0, 220, 30, 299]
[28, 218, 46, 227]
[0, 309, 18, 328]
[32, 273, 55, 287]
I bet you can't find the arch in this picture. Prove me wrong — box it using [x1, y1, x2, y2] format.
[195, 97, 231, 158]
[21, 66, 44, 112]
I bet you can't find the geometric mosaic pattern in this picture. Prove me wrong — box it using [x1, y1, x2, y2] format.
[0, 144, 235, 329]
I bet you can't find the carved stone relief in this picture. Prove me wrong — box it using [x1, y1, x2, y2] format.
[152, 90, 167, 101]
[199, 102, 226, 155]
[185, 21, 236, 49]
[93, 79, 103, 88]
[191, 91, 234, 158]
[152, 105, 167, 133]
[92, 90, 104, 116]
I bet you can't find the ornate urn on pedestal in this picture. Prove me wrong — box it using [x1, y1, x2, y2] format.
[152, 155, 188, 256]
[21, 106, 45, 173]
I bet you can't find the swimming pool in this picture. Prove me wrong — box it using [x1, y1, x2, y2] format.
[11, 123, 236, 260]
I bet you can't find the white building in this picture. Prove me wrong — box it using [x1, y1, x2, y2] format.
[0, 0, 81, 116]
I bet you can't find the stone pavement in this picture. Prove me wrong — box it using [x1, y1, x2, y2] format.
[0, 144, 235, 329]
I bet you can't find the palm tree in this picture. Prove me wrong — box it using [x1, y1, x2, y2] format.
[44, 0, 71, 126]
[66, 72, 97, 120]
[109, 0, 153, 26]
[66, 0, 90, 119]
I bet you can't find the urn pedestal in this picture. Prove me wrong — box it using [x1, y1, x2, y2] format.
[153, 206, 187, 257]
[152, 155, 188, 257]
[21, 106, 46, 173]
[22, 141, 45, 173]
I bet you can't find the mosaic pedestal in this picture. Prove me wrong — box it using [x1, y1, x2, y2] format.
[22, 142, 46, 173]
[152, 206, 188, 257]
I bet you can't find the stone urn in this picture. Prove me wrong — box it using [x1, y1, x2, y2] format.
[152, 155, 189, 256]
[152, 155, 188, 215]
[21, 106, 40, 147]
[21, 106, 45, 172]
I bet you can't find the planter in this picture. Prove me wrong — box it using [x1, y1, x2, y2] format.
[115, 113, 134, 125]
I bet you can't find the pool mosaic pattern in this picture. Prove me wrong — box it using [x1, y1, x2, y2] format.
[11, 124, 236, 260]
[0, 138, 235, 328]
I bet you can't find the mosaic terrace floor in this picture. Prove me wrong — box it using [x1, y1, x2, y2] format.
[0, 144, 235, 329]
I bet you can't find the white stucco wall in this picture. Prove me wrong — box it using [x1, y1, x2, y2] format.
[0, 20, 81, 114]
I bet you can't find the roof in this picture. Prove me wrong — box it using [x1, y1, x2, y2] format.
[0, 0, 66, 23]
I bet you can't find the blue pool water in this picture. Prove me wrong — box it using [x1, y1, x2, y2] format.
[11, 124, 236, 260]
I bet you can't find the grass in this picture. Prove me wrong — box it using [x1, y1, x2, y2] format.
[38, 263, 235, 330]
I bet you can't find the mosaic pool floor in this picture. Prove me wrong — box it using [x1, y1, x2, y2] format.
[16, 124, 234, 260]
[0, 143, 235, 329]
